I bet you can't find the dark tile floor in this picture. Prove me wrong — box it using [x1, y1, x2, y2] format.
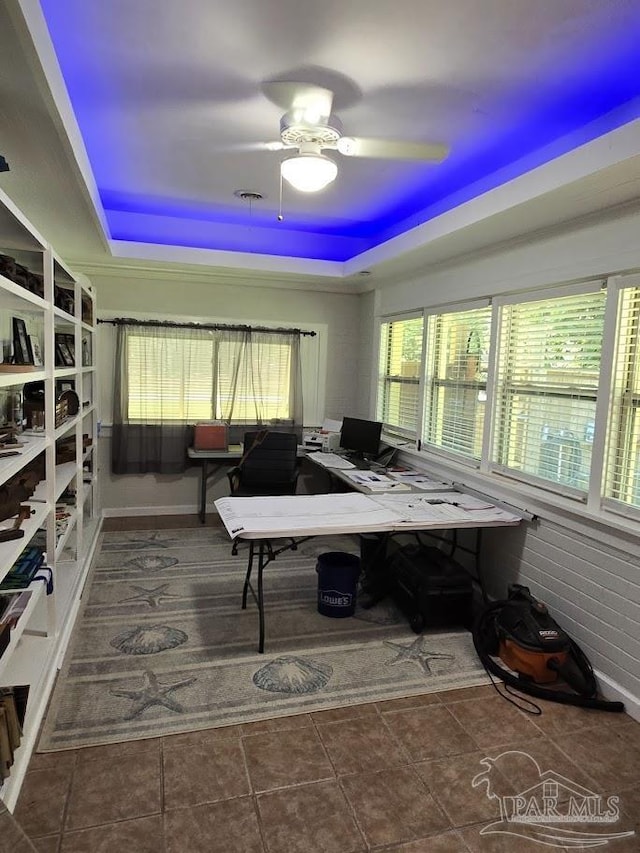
[8, 686, 640, 852]
[4, 518, 640, 852]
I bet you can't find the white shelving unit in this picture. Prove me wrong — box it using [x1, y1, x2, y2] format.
[0, 187, 101, 810]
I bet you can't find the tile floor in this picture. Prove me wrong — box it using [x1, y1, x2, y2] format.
[8, 688, 640, 852]
[4, 518, 640, 852]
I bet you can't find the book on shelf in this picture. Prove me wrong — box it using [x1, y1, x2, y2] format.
[0, 546, 45, 590]
[0, 686, 29, 780]
[0, 707, 12, 779]
[0, 688, 23, 751]
[0, 590, 32, 629]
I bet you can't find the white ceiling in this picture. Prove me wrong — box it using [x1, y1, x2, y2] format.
[1, 0, 640, 290]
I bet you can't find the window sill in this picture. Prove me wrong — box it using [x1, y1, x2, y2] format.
[393, 443, 640, 553]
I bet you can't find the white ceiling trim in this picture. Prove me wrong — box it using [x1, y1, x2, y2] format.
[14, 0, 110, 247]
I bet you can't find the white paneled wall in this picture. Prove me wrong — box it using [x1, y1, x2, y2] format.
[481, 519, 640, 716]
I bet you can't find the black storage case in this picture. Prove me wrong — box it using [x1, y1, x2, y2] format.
[389, 544, 473, 633]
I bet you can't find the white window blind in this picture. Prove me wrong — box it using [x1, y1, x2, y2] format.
[126, 329, 294, 422]
[377, 316, 424, 437]
[127, 331, 214, 421]
[604, 285, 640, 510]
[423, 305, 491, 460]
[492, 289, 605, 492]
[216, 339, 292, 421]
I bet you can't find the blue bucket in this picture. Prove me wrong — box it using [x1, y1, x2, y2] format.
[316, 552, 361, 618]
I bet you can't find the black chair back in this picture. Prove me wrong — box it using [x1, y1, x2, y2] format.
[230, 431, 299, 494]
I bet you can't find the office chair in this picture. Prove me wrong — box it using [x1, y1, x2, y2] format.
[227, 430, 300, 554]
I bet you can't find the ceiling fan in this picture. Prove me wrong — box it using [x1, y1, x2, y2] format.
[259, 82, 450, 193]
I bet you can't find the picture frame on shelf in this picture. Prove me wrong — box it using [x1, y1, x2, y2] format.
[55, 341, 73, 367]
[12, 318, 33, 365]
[29, 336, 43, 367]
[63, 334, 75, 363]
[55, 333, 75, 367]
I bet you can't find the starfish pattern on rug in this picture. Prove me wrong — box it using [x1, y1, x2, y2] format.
[384, 635, 456, 675]
[102, 532, 171, 552]
[119, 583, 181, 608]
[110, 669, 197, 719]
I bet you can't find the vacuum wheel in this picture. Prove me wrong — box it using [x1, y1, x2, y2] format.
[410, 612, 425, 634]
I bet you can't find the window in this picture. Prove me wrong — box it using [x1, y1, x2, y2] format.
[377, 315, 424, 438]
[127, 330, 214, 421]
[125, 326, 297, 423]
[215, 338, 293, 421]
[604, 282, 640, 510]
[491, 288, 606, 493]
[422, 304, 491, 461]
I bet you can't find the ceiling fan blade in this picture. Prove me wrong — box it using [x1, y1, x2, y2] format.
[210, 140, 290, 153]
[336, 136, 449, 162]
[263, 81, 334, 124]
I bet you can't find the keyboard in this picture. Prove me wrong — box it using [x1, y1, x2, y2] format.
[310, 452, 356, 470]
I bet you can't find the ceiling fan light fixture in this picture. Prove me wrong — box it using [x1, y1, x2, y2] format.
[280, 152, 338, 193]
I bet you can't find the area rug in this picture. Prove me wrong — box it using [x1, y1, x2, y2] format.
[38, 526, 489, 751]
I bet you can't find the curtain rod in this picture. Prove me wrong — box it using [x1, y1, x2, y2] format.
[97, 317, 316, 337]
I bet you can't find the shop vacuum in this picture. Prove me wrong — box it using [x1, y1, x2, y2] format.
[472, 584, 624, 713]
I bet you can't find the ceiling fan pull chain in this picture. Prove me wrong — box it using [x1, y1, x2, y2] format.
[278, 170, 284, 221]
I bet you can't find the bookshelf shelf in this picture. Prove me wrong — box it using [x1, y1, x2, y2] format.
[0, 186, 101, 810]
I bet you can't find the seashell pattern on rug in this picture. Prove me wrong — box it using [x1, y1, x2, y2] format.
[124, 555, 180, 570]
[110, 624, 188, 655]
[253, 655, 333, 694]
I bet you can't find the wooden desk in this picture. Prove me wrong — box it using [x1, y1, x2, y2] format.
[187, 445, 243, 523]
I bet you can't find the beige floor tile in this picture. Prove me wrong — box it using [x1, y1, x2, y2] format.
[311, 701, 379, 723]
[32, 837, 59, 853]
[14, 766, 74, 838]
[0, 805, 40, 852]
[459, 820, 563, 851]
[31, 835, 62, 853]
[317, 715, 409, 774]
[548, 724, 640, 793]
[529, 698, 628, 737]
[27, 751, 76, 773]
[483, 736, 601, 796]
[162, 723, 242, 750]
[447, 695, 543, 749]
[375, 692, 442, 713]
[241, 713, 314, 735]
[341, 765, 450, 848]
[164, 796, 263, 853]
[59, 814, 163, 853]
[257, 779, 364, 853]
[163, 738, 250, 809]
[384, 832, 469, 852]
[383, 703, 477, 761]
[242, 727, 335, 792]
[64, 747, 161, 831]
[436, 685, 495, 705]
[415, 750, 507, 827]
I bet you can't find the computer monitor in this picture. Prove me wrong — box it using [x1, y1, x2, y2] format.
[340, 416, 383, 460]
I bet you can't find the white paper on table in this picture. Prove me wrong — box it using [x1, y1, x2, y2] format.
[214, 492, 403, 537]
[386, 471, 450, 490]
[322, 418, 343, 433]
[369, 492, 521, 525]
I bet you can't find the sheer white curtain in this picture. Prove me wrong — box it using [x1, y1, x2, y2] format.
[112, 322, 304, 474]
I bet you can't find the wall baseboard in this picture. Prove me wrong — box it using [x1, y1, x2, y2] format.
[595, 669, 640, 723]
[102, 504, 199, 517]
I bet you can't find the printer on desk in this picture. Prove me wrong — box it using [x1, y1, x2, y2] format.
[303, 431, 341, 452]
[303, 417, 343, 452]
